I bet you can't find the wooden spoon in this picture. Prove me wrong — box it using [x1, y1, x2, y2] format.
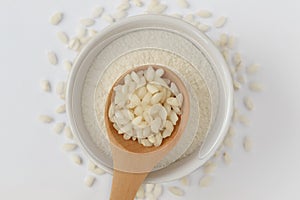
[104, 65, 190, 200]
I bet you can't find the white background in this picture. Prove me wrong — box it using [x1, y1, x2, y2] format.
[1, 0, 300, 199]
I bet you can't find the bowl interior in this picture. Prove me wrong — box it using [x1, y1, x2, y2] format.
[66, 15, 233, 183]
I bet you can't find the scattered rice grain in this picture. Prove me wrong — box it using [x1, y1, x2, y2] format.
[153, 184, 163, 197]
[243, 96, 254, 110]
[62, 143, 78, 151]
[56, 104, 66, 114]
[214, 16, 227, 28]
[249, 82, 263, 92]
[47, 51, 58, 65]
[203, 162, 217, 174]
[84, 175, 95, 187]
[238, 114, 250, 126]
[199, 175, 213, 187]
[80, 18, 95, 27]
[71, 154, 82, 165]
[102, 14, 115, 24]
[223, 152, 232, 165]
[246, 64, 260, 75]
[180, 176, 189, 186]
[197, 23, 210, 32]
[40, 80, 51, 92]
[53, 122, 65, 134]
[176, 0, 189, 8]
[168, 186, 184, 196]
[196, 9, 212, 18]
[91, 6, 104, 19]
[64, 126, 74, 139]
[49, 12, 63, 25]
[243, 136, 252, 152]
[39, 115, 54, 123]
[56, 31, 69, 44]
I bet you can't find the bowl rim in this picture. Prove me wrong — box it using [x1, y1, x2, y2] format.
[66, 14, 233, 183]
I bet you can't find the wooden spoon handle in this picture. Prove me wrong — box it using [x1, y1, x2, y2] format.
[110, 170, 148, 200]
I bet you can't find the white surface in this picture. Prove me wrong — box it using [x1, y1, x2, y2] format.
[0, 0, 300, 199]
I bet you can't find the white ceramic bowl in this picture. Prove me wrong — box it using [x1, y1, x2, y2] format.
[66, 15, 233, 183]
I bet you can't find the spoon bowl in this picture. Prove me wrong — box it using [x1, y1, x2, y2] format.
[104, 65, 190, 200]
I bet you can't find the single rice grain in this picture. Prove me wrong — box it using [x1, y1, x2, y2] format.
[56, 31, 69, 44]
[91, 6, 104, 19]
[243, 96, 254, 110]
[80, 18, 95, 27]
[84, 175, 95, 187]
[249, 82, 263, 92]
[53, 122, 65, 134]
[40, 80, 51, 92]
[199, 175, 213, 187]
[168, 186, 184, 196]
[71, 154, 82, 165]
[176, 0, 189, 8]
[47, 51, 58, 65]
[243, 136, 252, 152]
[62, 143, 78, 151]
[39, 115, 54, 123]
[214, 16, 227, 28]
[56, 104, 66, 114]
[180, 176, 189, 186]
[196, 9, 212, 18]
[223, 152, 232, 165]
[49, 12, 63, 25]
[64, 126, 74, 139]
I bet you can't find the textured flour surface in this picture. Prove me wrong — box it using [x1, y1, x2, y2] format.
[81, 29, 215, 169]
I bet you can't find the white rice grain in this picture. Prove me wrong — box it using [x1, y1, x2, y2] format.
[180, 176, 189, 186]
[199, 175, 213, 187]
[117, 1, 131, 11]
[63, 60, 72, 72]
[136, 185, 145, 198]
[40, 80, 51, 92]
[47, 51, 58, 65]
[56, 104, 66, 114]
[246, 64, 260, 75]
[64, 126, 74, 139]
[239, 114, 250, 126]
[92, 167, 105, 175]
[176, 0, 189, 8]
[62, 143, 78, 151]
[203, 162, 217, 174]
[71, 154, 82, 165]
[80, 18, 95, 27]
[214, 16, 227, 28]
[197, 23, 210, 32]
[153, 184, 163, 197]
[243, 136, 252, 152]
[249, 82, 263, 92]
[84, 175, 95, 187]
[102, 14, 115, 24]
[223, 152, 232, 165]
[39, 115, 54, 123]
[168, 186, 184, 196]
[55, 81, 66, 96]
[53, 122, 65, 134]
[132, 0, 144, 7]
[145, 183, 155, 192]
[87, 160, 96, 171]
[49, 12, 63, 25]
[243, 96, 254, 110]
[68, 38, 81, 51]
[196, 9, 212, 18]
[91, 6, 104, 19]
[56, 31, 69, 44]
